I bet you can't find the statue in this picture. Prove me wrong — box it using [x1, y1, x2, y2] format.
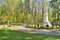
[42, 0, 52, 26]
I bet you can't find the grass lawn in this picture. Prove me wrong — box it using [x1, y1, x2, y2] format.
[0, 28, 60, 40]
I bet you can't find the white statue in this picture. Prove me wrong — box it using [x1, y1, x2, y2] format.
[43, 2, 52, 26]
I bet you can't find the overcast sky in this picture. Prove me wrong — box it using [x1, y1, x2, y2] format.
[48, 0, 51, 1]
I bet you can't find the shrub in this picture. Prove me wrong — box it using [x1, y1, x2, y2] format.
[26, 24, 60, 29]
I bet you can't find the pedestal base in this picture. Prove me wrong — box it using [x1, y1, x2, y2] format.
[42, 21, 52, 26]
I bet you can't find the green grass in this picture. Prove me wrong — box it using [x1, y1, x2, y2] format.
[0, 28, 60, 40]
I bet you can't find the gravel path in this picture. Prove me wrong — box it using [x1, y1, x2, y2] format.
[0, 25, 60, 35]
[7, 26, 60, 36]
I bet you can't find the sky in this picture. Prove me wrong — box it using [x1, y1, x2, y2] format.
[0, 0, 52, 7]
[22, 0, 52, 2]
[48, 0, 51, 1]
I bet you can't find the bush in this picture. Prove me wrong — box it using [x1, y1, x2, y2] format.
[53, 25, 59, 29]
[26, 24, 60, 29]
[26, 24, 41, 29]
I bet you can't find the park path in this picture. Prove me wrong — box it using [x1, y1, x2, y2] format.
[8, 26, 60, 36]
[0, 25, 60, 35]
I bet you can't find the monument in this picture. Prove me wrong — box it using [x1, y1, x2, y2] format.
[43, 0, 52, 26]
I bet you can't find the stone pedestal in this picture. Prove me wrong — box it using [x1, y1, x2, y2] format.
[43, 12, 52, 26]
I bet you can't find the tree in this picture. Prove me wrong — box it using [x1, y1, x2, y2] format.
[4, 0, 21, 26]
[50, 0, 60, 25]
